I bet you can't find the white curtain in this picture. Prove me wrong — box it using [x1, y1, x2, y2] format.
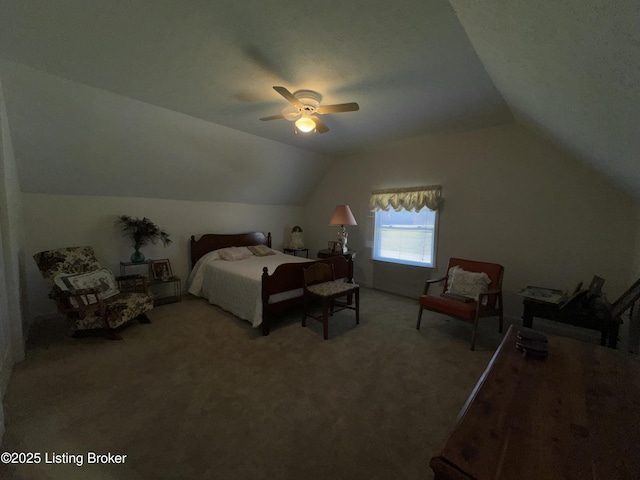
[369, 185, 442, 212]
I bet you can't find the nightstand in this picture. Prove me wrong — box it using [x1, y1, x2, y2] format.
[120, 261, 181, 306]
[283, 248, 309, 258]
[317, 249, 356, 261]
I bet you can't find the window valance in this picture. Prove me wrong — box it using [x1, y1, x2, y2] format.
[369, 185, 442, 212]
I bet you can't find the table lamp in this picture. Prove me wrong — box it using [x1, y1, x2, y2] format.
[329, 205, 357, 253]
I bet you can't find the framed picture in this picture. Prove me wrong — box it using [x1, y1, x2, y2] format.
[328, 241, 337, 253]
[151, 259, 172, 281]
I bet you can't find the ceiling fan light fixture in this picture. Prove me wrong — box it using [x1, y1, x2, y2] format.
[295, 117, 316, 133]
[261, 86, 359, 135]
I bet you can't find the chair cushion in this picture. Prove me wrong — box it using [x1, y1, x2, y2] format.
[419, 295, 478, 320]
[308, 280, 359, 297]
[75, 292, 154, 330]
[446, 265, 491, 300]
[446, 258, 502, 289]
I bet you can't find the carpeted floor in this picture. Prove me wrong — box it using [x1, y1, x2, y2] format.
[0, 287, 601, 480]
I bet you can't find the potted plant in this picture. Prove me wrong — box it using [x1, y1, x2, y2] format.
[117, 215, 172, 263]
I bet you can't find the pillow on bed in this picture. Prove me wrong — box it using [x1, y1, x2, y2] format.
[248, 245, 276, 257]
[217, 247, 253, 261]
[201, 250, 220, 262]
[445, 265, 491, 301]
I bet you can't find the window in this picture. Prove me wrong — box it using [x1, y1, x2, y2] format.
[369, 185, 442, 268]
[373, 208, 437, 267]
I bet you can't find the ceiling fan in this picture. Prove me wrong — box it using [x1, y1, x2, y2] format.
[260, 86, 359, 134]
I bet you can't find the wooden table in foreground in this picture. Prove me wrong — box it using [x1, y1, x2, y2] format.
[430, 325, 640, 480]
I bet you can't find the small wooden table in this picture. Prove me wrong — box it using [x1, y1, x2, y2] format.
[430, 325, 640, 480]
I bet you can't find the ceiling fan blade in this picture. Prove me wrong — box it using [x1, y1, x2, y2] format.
[259, 114, 285, 121]
[316, 102, 360, 114]
[312, 116, 329, 133]
[273, 86, 304, 109]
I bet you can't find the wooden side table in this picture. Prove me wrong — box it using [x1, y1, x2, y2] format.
[120, 261, 182, 306]
[317, 249, 356, 261]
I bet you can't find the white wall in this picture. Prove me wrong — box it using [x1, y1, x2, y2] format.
[303, 123, 639, 345]
[17, 123, 640, 350]
[0, 78, 26, 443]
[22, 193, 304, 321]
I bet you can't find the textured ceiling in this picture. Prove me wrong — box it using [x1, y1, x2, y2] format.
[0, 0, 637, 203]
[0, 0, 509, 154]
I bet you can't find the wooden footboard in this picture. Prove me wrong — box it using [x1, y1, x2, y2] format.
[261, 255, 354, 336]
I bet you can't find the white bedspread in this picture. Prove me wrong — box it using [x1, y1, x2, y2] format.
[186, 250, 312, 327]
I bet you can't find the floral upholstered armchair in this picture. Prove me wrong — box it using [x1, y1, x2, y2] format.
[33, 246, 154, 340]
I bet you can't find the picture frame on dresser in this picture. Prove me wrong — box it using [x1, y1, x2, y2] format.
[151, 259, 172, 281]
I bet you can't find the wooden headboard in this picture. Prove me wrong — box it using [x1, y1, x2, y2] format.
[190, 232, 272, 267]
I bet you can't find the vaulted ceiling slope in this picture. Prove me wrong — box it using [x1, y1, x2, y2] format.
[449, 0, 640, 199]
[0, 60, 334, 205]
[0, 0, 510, 204]
[0, 0, 637, 203]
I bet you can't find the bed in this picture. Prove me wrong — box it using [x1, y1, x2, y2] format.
[187, 232, 354, 335]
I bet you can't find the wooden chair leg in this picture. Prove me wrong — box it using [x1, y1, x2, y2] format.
[322, 300, 329, 340]
[416, 306, 424, 330]
[137, 313, 151, 324]
[355, 289, 360, 325]
[302, 296, 307, 328]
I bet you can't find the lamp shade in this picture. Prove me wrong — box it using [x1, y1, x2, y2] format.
[329, 205, 357, 226]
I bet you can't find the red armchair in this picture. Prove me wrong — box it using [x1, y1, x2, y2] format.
[417, 258, 504, 350]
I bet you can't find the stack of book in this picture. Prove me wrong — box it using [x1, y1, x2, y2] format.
[518, 286, 564, 304]
[516, 330, 548, 359]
